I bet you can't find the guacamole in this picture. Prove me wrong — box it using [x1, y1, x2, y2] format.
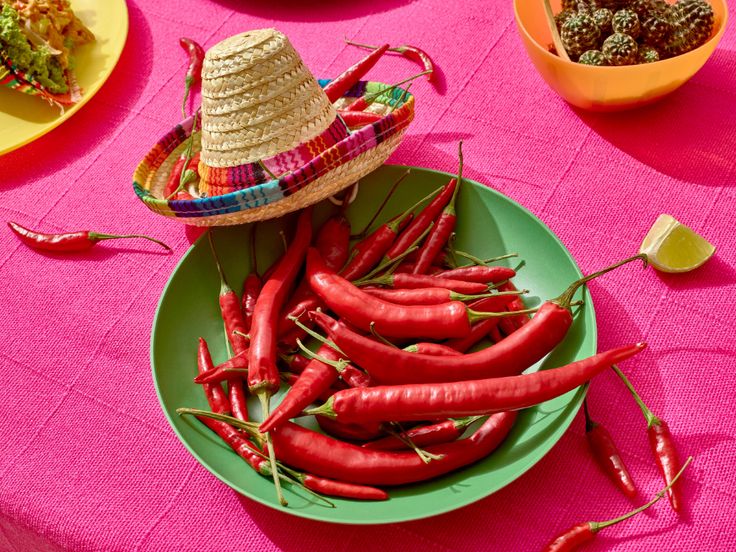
[0, 5, 67, 94]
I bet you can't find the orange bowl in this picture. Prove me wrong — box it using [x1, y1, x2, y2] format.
[513, 0, 729, 111]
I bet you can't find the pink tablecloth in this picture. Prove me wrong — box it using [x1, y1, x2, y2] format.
[1, 1, 735, 550]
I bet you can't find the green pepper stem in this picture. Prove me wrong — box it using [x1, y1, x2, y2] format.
[304, 397, 336, 419]
[554, 254, 648, 309]
[232, 330, 250, 340]
[449, 289, 526, 302]
[296, 339, 348, 373]
[89, 233, 171, 251]
[385, 424, 444, 464]
[611, 364, 657, 426]
[369, 322, 398, 349]
[452, 250, 518, 266]
[466, 306, 539, 324]
[257, 393, 287, 506]
[352, 169, 410, 238]
[387, 187, 442, 234]
[344, 38, 409, 55]
[288, 315, 345, 355]
[166, 111, 199, 200]
[582, 399, 597, 433]
[360, 71, 431, 105]
[207, 230, 233, 295]
[355, 244, 419, 284]
[453, 415, 485, 429]
[591, 457, 693, 533]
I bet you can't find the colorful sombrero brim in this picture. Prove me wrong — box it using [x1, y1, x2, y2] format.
[0, 51, 80, 109]
[133, 80, 414, 226]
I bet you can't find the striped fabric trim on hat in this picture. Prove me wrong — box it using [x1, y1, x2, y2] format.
[133, 80, 414, 219]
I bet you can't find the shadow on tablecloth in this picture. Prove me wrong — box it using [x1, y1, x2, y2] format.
[211, 0, 415, 22]
[0, 2, 153, 188]
[572, 49, 736, 188]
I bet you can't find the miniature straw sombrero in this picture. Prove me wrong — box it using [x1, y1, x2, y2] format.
[133, 29, 414, 226]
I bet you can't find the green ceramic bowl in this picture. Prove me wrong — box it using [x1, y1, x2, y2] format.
[151, 165, 597, 524]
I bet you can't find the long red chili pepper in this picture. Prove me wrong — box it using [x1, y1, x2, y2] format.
[309, 249, 529, 340]
[340, 200, 421, 281]
[259, 343, 343, 433]
[242, 225, 261, 331]
[362, 287, 521, 306]
[338, 110, 382, 127]
[323, 44, 389, 103]
[436, 265, 516, 284]
[300, 474, 388, 501]
[364, 417, 481, 451]
[193, 349, 249, 384]
[382, 179, 457, 263]
[307, 343, 646, 423]
[413, 144, 463, 274]
[208, 232, 250, 423]
[316, 415, 384, 442]
[498, 281, 530, 335]
[8, 221, 170, 252]
[311, 254, 647, 383]
[360, 272, 490, 294]
[249, 208, 313, 505]
[544, 458, 692, 551]
[345, 39, 436, 83]
[184, 410, 516, 486]
[583, 399, 637, 499]
[612, 365, 684, 513]
[196, 338, 231, 414]
[403, 342, 463, 356]
[179, 37, 204, 117]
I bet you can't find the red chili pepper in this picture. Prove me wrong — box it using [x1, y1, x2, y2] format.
[300, 474, 388, 501]
[340, 211, 415, 281]
[362, 287, 520, 306]
[316, 415, 384, 442]
[179, 37, 205, 117]
[403, 342, 463, 356]
[8, 221, 171, 252]
[382, 179, 456, 263]
[323, 44, 389, 103]
[345, 39, 436, 83]
[364, 417, 480, 450]
[338, 110, 382, 127]
[612, 365, 684, 513]
[196, 338, 231, 414]
[583, 399, 637, 499]
[307, 343, 646, 423]
[312, 254, 646, 383]
[444, 296, 506, 353]
[544, 458, 692, 551]
[498, 281, 530, 335]
[241, 226, 261, 331]
[488, 325, 503, 343]
[413, 145, 463, 274]
[282, 372, 342, 403]
[249, 208, 313, 397]
[196, 416, 269, 475]
[309, 249, 526, 341]
[163, 157, 187, 199]
[208, 232, 250, 422]
[436, 265, 516, 284]
[359, 272, 490, 295]
[260, 343, 343, 433]
[193, 349, 248, 385]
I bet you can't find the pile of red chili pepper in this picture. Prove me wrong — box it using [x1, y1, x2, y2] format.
[174, 141, 680, 529]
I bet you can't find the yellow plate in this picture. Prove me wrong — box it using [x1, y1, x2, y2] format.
[0, 0, 129, 155]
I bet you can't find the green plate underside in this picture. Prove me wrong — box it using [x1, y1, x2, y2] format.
[151, 165, 597, 524]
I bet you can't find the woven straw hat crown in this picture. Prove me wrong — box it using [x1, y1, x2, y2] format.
[200, 29, 336, 168]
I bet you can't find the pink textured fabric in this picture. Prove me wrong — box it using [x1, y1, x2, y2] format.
[1, 1, 735, 550]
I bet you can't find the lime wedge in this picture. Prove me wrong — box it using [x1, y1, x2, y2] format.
[640, 214, 715, 273]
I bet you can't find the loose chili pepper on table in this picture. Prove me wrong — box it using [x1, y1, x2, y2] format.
[583, 398, 637, 499]
[544, 458, 692, 552]
[179, 409, 517, 487]
[345, 39, 436, 84]
[306, 343, 646, 423]
[612, 364, 685, 513]
[7, 221, 171, 252]
[310, 254, 647, 383]
[179, 37, 204, 117]
[248, 207, 313, 506]
[323, 44, 390, 103]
